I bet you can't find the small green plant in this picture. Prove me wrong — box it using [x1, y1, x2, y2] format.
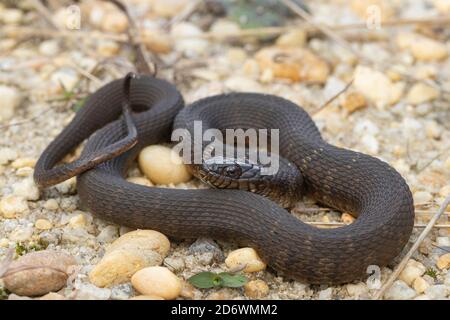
[188, 271, 247, 289]
[15, 239, 49, 256]
[424, 267, 437, 279]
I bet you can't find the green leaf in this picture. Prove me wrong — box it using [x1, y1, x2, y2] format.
[188, 271, 248, 289]
[72, 97, 87, 112]
[219, 272, 248, 288]
[188, 272, 222, 289]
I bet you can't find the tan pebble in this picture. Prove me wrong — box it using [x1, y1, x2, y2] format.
[353, 66, 404, 107]
[396, 32, 448, 61]
[244, 280, 269, 299]
[341, 213, 356, 224]
[89, 248, 163, 287]
[44, 199, 59, 211]
[425, 121, 442, 139]
[1, 8, 23, 24]
[0, 147, 18, 165]
[138, 145, 191, 185]
[406, 83, 439, 105]
[129, 295, 164, 300]
[12, 177, 40, 201]
[210, 19, 241, 36]
[107, 230, 170, 256]
[141, 28, 172, 54]
[340, 92, 367, 113]
[3, 250, 76, 297]
[101, 11, 128, 33]
[35, 219, 53, 230]
[399, 259, 426, 285]
[39, 292, 67, 300]
[255, 47, 330, 83]
[436, 253, 450, 270]
[242, 59, 260, 78]
[180, 281, 196, 300]
[412, 277, 430, 294]
[225, 76, 263, 92]
[69, 214, 86, 228]
[15, 167, 33, 177]
[413, 191, 433, 204]
[0, 195, 29, 218]
[97, 40, 120, 56]
[433, 0, 450, 13]
[152, 0, 190, 18]
[131, 266, 181, 300]
[225, 248, 266, 273]
[171, 22, 208, 57]
[0, 238, 9, 247]
[127, 176, 153, 187]
[0, 85, 22, 122]
[227, 48, 248, 65]
[11, 158, 36, 169]
[276, 30, 307, 48]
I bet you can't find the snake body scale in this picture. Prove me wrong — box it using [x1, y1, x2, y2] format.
[34, 74, 414, 284]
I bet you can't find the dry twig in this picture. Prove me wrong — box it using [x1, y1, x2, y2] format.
[373, 195, 450, 300]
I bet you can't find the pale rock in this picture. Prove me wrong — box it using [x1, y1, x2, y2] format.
[0, 86, 22, 121]
[424, 285, 448, 299]
[361, 134, 379, 154]
[399, 259, 426, 285]
[140, 27, 172, 54]
[0, 8, 23, 24]
[131, 266, 181, 300]
[62, 227, 92, 244]
[39, 292, 66, 300]
[50, 68, 79, 92]
[226, 48, 248, 65]
[164, 257, 185, 272]
[0, 195, 29, 218]
[127, 176, 153, 187]
[152, 0, 190, 18]
[412, 277, 430, 294]
[444, 272, 450, 286]
[9, 226, 34, 242]
[384, 280, 417, 300]
[255, 47, 330, 83]
[138, 145, 191, 185]
[69, 213, 87, 229]
[97, 225, 119, 243]
[55, 177, 76, 194]
[44, 199, 59, 211]
[396, 33, 448, 61]
[346, 282, 368, 297]
[425, 120, 442, 139]
[101, 11, 128, 33]
[0, 238, 9, 247]
[89, 230, 170, 287]
[244, 280, 269, 299]
[38, 40, 60, 56]
[171, 22, 209, 57]
[353, 119, 379, 136]
[74, 283, 111, 300]
[433, 0, 450, 13]
[318, 288, 333, 300]
[210, 19, 241, 36]
[407, 83, 439, 105]
[97, 40, 120, 57]
[276, 30, 307, 48]
[225, 248, 266, 273]
[436, 253, 450, 270]
[436, 237, 450, 247]
[353, 66, 403, 107]
[414, 294, 430, 300]
[35, 219, 53, 230]
[224, 76, 263, 92]
[413, 191, 432, 204]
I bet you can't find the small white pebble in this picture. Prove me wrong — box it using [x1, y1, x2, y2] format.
[0, 195, 29, 218]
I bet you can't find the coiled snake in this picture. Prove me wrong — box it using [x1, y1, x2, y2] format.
[34, 74, 414, 284]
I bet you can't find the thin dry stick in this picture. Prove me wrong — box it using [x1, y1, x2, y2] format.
[29, 0, 59, 29]
[312, 79, 354, 115]
[373, 195, 450, 300]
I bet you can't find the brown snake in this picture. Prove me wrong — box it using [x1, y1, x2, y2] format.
[34, 73, 414, 284]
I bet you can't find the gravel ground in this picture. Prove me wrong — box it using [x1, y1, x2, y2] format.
[0, 0, 449, 300]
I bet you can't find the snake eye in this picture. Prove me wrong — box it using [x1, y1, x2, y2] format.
[222, 164, 242, 178]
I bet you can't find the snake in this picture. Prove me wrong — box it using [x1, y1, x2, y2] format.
[34, 73, 415, 284]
